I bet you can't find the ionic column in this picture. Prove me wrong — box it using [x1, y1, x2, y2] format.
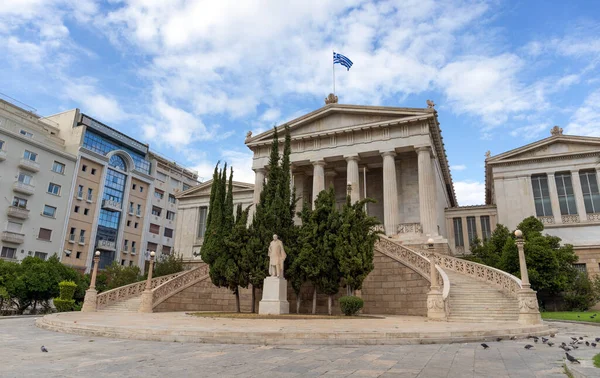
[293, 174, 305, 223]
[253, 168, 266, 205]
[571, 170, 588, 222]
[345, 155, 360, 204]
[312, 160, 326, 208]
[325, 170, 337, 191]
[546, 172, 562, 224]
[381, 151, 399, 236]
[417, 147, 438, 237]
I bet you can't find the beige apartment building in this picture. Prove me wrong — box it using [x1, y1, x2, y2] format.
[0, 98, 77, 262]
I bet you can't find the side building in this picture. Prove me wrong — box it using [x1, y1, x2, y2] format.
[0, 99, 77, 262]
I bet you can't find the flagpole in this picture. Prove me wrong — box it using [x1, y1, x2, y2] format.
[332, 50, 335, 95]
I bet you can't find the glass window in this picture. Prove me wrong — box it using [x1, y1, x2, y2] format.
[19, 129, 33, 137]
[48, 183, 61, 195]
[466, 216, 477, 243]
[164, 227, 173, 238]
[77, 185, 84, 197]
[1, 247, 16, 259]
[573, 263, 587, 274]
[157, 171, 167, 182]
[82, 164, 87, 172]
[0, 139, 4, 150]
[82, 130, 151, 174]
[480, 216, 491, 240]
[84, 208, 89, 215]
[531, 175, 553, 217]
[109, 155, 127, 171]
[170, 178, 180, 187]
[183, 183, 191, 191]
[453, 217, 464, 247]
[147, 242, 158, 253]
[91, 168, 96, 175]
[18, 172, 32, 185]
[134, 222, 138, 229]
[555, 173, 577, 215]
[34, 252, 48, 260]
[127, 220, 131, 227]
[197, 207, 208, 238]
[12, 197, 27, 208]
[580, 171, 600, 214]
[166, 211, 175, 220]
[162, 245, 171, 255]
[140, 186, 144, 192]
[149, 224, 160, 234]
[132, 184, 137, 190]
[23, 150, 37, 161]
[38, 228, 52, 241]
[52, 161, 65, 174]
[168, 194, 176, 204]
[154, 189, 164, 199]
[43, 205, 56, 217]
[74, 205, 80, 213]
[152, 206, 162, 216]
[76, 251, 82, 259]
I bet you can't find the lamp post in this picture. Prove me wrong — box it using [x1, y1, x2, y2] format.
[514, 230, 541, 325]
[426, 238, 446, 320]
[82, 251, 101, 312]
[139, 251, 156, 313]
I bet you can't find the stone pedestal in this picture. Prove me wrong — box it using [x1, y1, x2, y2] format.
[259, 277, 289, 315]
[427, 290, 446, 320]
[517, 289, 542, 325]
[81, 288, 97, 312]
[138, 290, 154, 313]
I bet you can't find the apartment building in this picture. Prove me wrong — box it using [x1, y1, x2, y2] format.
[0, 99, 77, 262]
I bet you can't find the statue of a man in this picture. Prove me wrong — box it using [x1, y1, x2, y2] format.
[268, 234, 286, 278]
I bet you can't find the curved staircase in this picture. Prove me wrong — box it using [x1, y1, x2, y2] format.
[100, 297, 141, 313]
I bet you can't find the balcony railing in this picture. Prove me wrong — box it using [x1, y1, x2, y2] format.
[589, 213, 600, 222]
[1, 231, 25, 244]
[68, 234, 75, 243]
[18, 158, 40, 172]
[397, 223, 423, 234]
[7, 206, 29, 220]
[12, 181, 35, 195]
[102, 199, 122, 212]
[562, 214, 580, 224]
[96, 239, 116, 251]
[537, 216, 555, 225]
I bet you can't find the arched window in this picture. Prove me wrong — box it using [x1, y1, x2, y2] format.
[109, 154, 127, 171]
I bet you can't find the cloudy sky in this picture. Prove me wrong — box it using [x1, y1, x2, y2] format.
[1, 0, 599, 205]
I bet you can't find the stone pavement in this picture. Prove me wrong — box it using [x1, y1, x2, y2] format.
[2, 318, 600, 377]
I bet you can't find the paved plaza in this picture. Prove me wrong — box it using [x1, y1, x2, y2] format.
[2, 317, 599, 377]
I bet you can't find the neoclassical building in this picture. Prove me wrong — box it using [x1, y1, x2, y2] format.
[245, 96, 456, 250]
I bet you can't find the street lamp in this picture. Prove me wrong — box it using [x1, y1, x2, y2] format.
[139, 251, 156, 313]
[81, 251, 101, 312]
[514, 230, 530, 289]
[514, 229, 541, 325]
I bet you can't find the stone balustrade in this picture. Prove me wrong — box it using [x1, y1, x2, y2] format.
[151, 264, 210, 309]
[537, 216, 555, 225]
[397, 223, 423, 234]
[561, 214, 579, 224]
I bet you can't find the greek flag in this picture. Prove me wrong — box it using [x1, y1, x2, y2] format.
[333, 52, 353, 71]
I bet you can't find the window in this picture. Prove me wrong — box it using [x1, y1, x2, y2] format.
[82, 164, 87, 172]
[140, 186, 144, 193]
[38, 228, 52, 241]
[531, 175, 552, 217]
[580, 171, 600, 214]
[129, 202, 134, 213]
[12, 197, 27, 208]
[84, 208, 89, 215]
[197, 207, 208, 239]
[453, 217, 464, 247]
[480, 216, 491, 240]
[34, 252, 48, 260]
[129, 261, 133, 266]
[1, 247, 16, 259]
[149, 223, 160, 234]
[147, 242, 158, 253]
[23, 150, 37, 161]
[121, 259, 126, 266]
[134, 222, 138, 229]
[7, 221, 23, 233]
[136, 204, 141, 215]
[18, 172, 32, 185]
[166, 211, 175, 220]
[132, 184, 137, 190]
[19, 129, 33, 138]
[0, 140, 4, 150]
[466, 216, 477, 243]
[77, 185, 83, 198]
[168, 194, 176, 204]
[52, 161, 65, 174]
[573, 263, 587, 274]
[87, 188, 93, 201]
[555, 172, 577, 215]
[152, 206, 162, 217]
[76, 251, 82, 259]
[164, 227, 173, 238]
[171, 178, 180, 187]
[162, 245, 171, 255]
[124, 239, 129, 250]
[70, 227, 76, 236]
[43, 205, 57, 217]
[183, 183, 191, 191]
[157, 171, 167, 182]
[91, 168, 97, 175]
[109, 155, 127, 170]
[154, 189, 164, 199]
[127, 220, 131, 227]
[48, 183, 61, 195]
[79, 229, 85, 244]
[74, 205, 80, 213]
[82, 129, 151, 174]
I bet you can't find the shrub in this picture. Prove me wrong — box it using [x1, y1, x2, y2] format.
[53, 298, 75, 312]
[563, 273, 600, 311]
[58, 281, 77, 300]
[339, 295, 364, 316]
[153, 253, 185, 278]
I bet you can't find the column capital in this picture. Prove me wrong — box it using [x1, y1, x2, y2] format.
[344, 155, 360, 162]
[415, 146, 433, 154]
[311, 160, 326, 167]
[324, 170, 337, 177]
[380, 150, 396, 158]
[547, 172, 555, 177]
[253, 167, 266, 174]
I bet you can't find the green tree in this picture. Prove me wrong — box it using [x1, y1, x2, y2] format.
[153, 253, 185, 278]
[201, 163, 227, 267]
[102, 262, 142, 290]
[467, 224, 511, 267]
[223, 204, 252, 312]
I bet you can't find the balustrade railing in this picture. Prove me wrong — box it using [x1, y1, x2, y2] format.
[152, 264, 209, 308]
[537, 216, 555, 225]
[562, 214, 580, 224]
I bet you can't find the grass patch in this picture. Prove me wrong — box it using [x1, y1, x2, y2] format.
[594, 353, 600, 368]
[541, 311, 600, 323]
[187, 312, 379, 320]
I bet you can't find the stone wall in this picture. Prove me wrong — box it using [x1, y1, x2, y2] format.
[155, 249, 430, 316]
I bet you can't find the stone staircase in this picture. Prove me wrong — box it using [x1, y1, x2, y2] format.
[100, 296, 141, 313]
[445, 271, 519, 322]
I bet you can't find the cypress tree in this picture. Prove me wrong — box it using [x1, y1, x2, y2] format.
[201, 164, 225, 266]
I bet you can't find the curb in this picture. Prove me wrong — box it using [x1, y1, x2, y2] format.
[545, 320, 600, 327]
[0, 315, 41, 320]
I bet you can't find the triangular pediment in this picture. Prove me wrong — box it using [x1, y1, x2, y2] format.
[176, 179, 254, 199]
[246, 103, 433, 145]
[487, 135, 600, 164]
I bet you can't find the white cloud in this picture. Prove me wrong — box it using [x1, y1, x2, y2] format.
[190, 149, 254, 184]
[454, 180, 485, 206]
[565, 89, 600, 137]
[63, 81, 128, 123]
[450, 164, 467, 171]
[509, 123, 550, 140]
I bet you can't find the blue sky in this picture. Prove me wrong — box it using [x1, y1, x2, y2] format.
[1, 0, 599, 205]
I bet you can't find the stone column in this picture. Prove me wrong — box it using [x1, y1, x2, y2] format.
[345, 155, 360, 204]
[546, 172, 562, 224]
[293, 174, 305, 224]
[417, 147, 438, 237]
[81, 251, 101, 312]
[312, 160, 326, 208]
[381, 151, 399, 236]
[514, 230, 542, 325]
[139, 251, 156, 313]
[325, 170, 337, 191]
[571, 170, 588, 222]
[253, 168, 266, 205]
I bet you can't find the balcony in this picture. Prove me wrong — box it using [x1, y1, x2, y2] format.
[0, 150, 6, 161]
[7, 206, 29, 220]
[12, 181, 35, 195]
[18, 158, 40, 172]
[96, 239, 116, 251]
[102, 199, 122, 212]
[1, 231, 25, 244]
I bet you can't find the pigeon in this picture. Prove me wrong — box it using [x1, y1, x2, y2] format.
[596, 338, 600, 342]
[481, 343, 490, 349]
[586, 341, 590, 346]
[566, 353, 580, 364]
[524, 344, 534, 349]
[561, 342, 567, 347]
[534, 338, 539, 343]
[542, 337, 548, 343]
[592, 343, 597, 348]
[571, 337, 579, 341]
[547, 342, 554, 347]
[496, 338, 502, 342]
[550, 333, 556, 338]
[510, 336, 517, 340]
[579, 337, 584, 340]
[572, 345, 579, 349]
[40, 346, 48, 353]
